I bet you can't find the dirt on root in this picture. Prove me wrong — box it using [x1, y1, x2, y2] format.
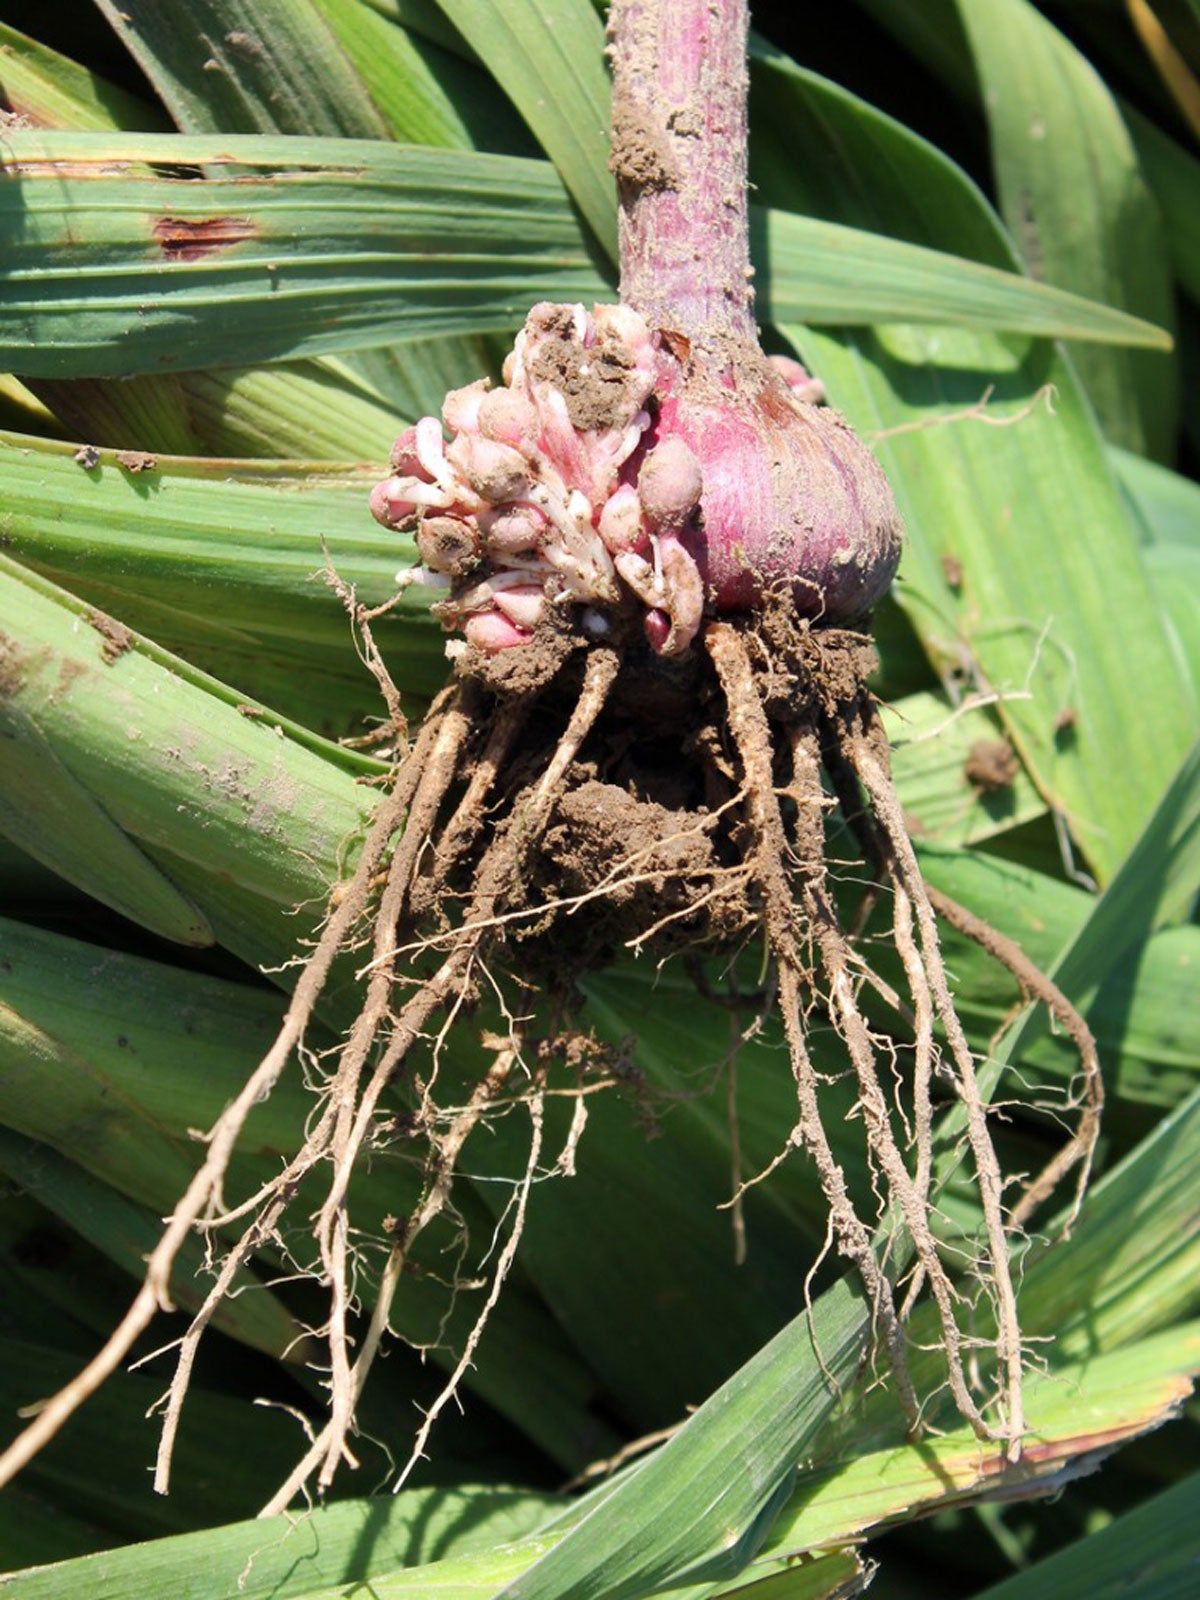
[539, 777, 745, 950]
[418, 607, 876, 973]
[462, 613, 586, 697]
[526, 316, 648, 432]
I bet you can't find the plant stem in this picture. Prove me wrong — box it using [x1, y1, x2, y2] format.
[609, 0, 756, 357]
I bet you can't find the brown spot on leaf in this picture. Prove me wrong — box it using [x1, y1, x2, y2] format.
[0, 630, 29, 698]
[115, 449, 157, 473]
[965, 738, 1020, 795]
[74, 445, 101, 470]
[52, 659, 86, 703]
[86, 609, 134, 665]
[153, 215, 256, 263]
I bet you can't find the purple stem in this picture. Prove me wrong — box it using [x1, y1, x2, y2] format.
[609, 0, 757, 357]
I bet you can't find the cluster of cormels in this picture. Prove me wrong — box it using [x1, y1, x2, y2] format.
[370, 300, 901, 658]
[370, 301, 707, 657]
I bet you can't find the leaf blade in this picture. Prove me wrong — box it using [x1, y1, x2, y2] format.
[0, 132, 1170, 382]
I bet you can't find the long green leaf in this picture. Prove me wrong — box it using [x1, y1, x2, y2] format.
[0, 20, 165, 132]
[0, 702, 211, 945]
[16, 1323, 1189, 1600]
[701, 1560, 863, 1600]
[311, 0, 534, 151]
[1032, 739, 1200, 1008]
[1125, 103, 1200, 305]
[0, 20, 162, 136]
[0, 431, 447, 723]
[92, 0, 390, 138]
[972, 1471, 1200, 1600]
[0, 552, 373, 916]
[0, 25, 487, 464]
[759, 1326, 1199, 1564]
[1114, 443, 1200, 547]
[0, 1483, 559, 1599]
[0, 133, 608, 376]
[0, 132, 1168, 382]
[435, 0, 616, 256]
[755, 208, 1169, 348]
[0, 1336, 335, 1542]
[881, 692, 1046, 846]
[0, 913, 619, 1473]
[956, 0, 1176, 456]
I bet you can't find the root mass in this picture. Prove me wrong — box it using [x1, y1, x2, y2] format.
[0, 603, 1101, 1511]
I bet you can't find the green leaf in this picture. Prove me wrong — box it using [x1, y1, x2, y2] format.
[0, 1127, 302, 1361]
[28, 358, 407, 463]
[0, 1483, 561, 1599]
[486, 1275, 874, 1600]
[1124, 103, 1200, 305]
[0, 132, 1169, 382]
[0, 23, 484, 463]
[0, 432, 447, 724]
[972, 1471, 1200, 1600]
[0, 913, 622, 1475]
[1111, 446, 1200, 700]
[1114, 443, 1200, 547]
[1146, 542, 1200, 710]
[18, 1323, 1190, 1600]
[751, 56, 1191, 879]
[756, 208, 1170, 349]
[309, 0, 522, 149]
[759, 1327, 1199, 1564]
[701, 1558, 864, 1600]
[1044, 738, 1200, 995]
[0, 20, 165, 133]
[955, 0, 1177, 457]
[0, 631, 212, 944]
[1015, 1085, 1200, 1363]
[0, 1482, 106, 1572]
[435, 0, 617, 256]
[0, 552, 373, 918]
[92, 0, 391, 138]
[881, 691, 1046, 847]
[0, 132, 610, 377]
[0, 1336, 329, 1541]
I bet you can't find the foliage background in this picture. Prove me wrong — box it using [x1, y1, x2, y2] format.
[0, 1, 1197, 1596]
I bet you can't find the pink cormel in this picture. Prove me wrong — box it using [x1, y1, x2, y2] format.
[371, 302, 707, 657]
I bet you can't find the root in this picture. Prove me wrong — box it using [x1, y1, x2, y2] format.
[0, 615, 619, 1506]
[0, 558, 1104, 1505]
[922, 885, 1102, 1236]
[281, 646, 616, 1500]
[315, 695, 476, 1488]
[851, 734, 1026, 1456]
[706, 622, 921, 1433]
[258, 1036, 531, 1517]
[431, 692, 531, 879]
[705, 616, 1098, 1459]
[790, 726, 993, 1444]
